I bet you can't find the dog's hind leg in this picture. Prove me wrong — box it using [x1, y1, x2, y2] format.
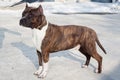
[88, 41, 102, 73]
[91, 52, 102, 73]
[79, 47, 91, 68]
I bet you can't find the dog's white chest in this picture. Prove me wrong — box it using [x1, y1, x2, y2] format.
[32, 24, 48, 52]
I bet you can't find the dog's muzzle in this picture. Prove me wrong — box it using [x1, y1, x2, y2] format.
[19, 18, 26, 26]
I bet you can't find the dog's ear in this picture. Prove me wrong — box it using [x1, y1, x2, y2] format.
[25, 3, 28, 8]
[38, 5, 43, 15]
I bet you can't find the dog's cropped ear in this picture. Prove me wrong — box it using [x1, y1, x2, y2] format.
[38, 5, 43, 15]
[25, 3, 28, 8]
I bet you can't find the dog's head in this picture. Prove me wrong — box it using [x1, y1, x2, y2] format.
[19, 4, 47, 29]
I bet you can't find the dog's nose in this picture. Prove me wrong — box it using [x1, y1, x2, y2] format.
[19, 19, 22, 25]
[19, 19, 25, 25]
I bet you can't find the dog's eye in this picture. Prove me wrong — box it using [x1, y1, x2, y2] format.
[22, 11, 28, 17]
[29, 14, 32, 17]
[28, 13, 33, 18]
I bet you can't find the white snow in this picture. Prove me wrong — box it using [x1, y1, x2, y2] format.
[26, 2, 120, 13]
[0, 1, 120, 80]
[0, 0, 21, 7]
[0, 1, 120, 13]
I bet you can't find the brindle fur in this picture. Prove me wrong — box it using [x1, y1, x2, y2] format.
[20, 5, 106, 74]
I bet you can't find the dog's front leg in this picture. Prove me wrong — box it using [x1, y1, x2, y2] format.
[34, 50, 43, 75]
[38, 51, 49, 78]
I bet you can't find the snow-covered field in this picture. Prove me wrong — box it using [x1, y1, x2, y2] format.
[0, 1, 120, 13]
[0, 2, 120, 80]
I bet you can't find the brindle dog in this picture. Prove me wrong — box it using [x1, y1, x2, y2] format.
[20, 4, 106, 78]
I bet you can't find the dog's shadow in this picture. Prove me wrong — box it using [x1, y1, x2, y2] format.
[51, 50, 96, 69]
[51, 50, 85, 64]
[0, 27, 21, 48]
[11, 42, 39, 67]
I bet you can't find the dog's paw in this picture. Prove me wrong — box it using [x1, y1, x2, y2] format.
[94, 68, 101, 73]
[34, 66, 43, 75]
[81, 64, 88, 68]
[38, 62, 48, 78]
[38, 70, 48, 78]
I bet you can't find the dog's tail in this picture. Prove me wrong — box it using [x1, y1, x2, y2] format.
[96, 36, 107, 54]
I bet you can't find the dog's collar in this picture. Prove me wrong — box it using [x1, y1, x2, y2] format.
[37, 21, 48, 30]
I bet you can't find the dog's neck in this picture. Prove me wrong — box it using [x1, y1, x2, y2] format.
[37, 15, 48, 30]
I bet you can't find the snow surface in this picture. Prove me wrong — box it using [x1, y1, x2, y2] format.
[0, 2, 120, 80]
[25, 2, 120, 13]
[0, 0, 21, 7]
[0, 1, 120, 13]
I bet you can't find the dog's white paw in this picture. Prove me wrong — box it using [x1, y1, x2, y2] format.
[81, 64, 88, 68]
[38, 70, 48, 78]
[34, 66, 43, 75]
[38, 62, 48, 78]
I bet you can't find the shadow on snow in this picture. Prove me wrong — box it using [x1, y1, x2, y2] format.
[100, 63, 120, 80]
[0, 27, 21, 48]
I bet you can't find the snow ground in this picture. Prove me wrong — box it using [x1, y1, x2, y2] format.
[0, 2, 120, 80]
[0, 1, 120, 13]
[0, 0, 21, 7]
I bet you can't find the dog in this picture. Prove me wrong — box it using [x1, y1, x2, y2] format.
[19, 4, 106, 78]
